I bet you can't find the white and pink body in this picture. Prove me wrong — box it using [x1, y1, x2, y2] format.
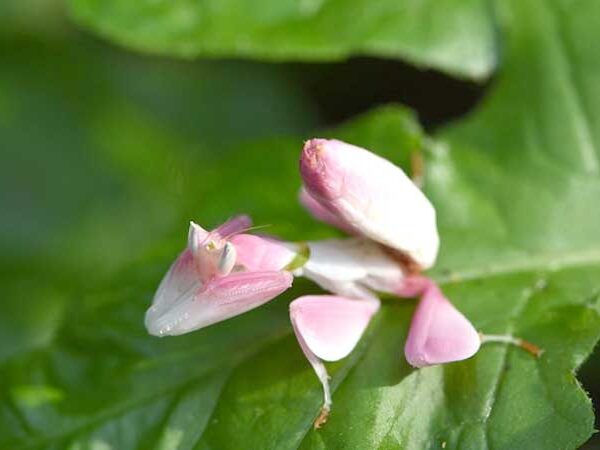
[145, 138, 484, 428]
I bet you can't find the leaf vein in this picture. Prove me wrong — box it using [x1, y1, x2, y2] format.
[481, 275, 545, 449]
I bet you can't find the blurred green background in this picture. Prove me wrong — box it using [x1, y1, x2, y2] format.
[2, 1, 600, 449]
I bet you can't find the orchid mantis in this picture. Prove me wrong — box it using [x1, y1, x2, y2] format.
[145, 217, 295, 336]
[145, 138, 540, 428]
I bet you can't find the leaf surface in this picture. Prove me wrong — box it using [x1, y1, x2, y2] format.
[67, 0, 497, 79]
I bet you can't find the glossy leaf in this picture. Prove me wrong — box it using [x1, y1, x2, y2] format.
[66, 0, 497, 80]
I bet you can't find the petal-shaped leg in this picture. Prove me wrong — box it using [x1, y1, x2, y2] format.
[289, 295, 379, 427]
[146, 270, 292, 336]
[404, 283, 480, 368]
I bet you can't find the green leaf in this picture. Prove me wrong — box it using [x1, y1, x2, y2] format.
[66, 0, 498, 80]
[3, 0, 600, 449]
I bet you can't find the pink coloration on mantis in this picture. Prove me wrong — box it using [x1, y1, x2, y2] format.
[145, 217, 293, 336]
[188, 216, 251, 283]
[298, 187, 355, 234]
[290, 295, 380, 362]
[230, 233, 297, 272]
[404, 281, 480, 368]
[214, 214, 252, 238]
[394, 274, 432, 298]
[290, 295, 380, 425]
[300, 138, 439, 269]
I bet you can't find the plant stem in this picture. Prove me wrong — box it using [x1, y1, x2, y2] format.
[479, 333, 544, 358]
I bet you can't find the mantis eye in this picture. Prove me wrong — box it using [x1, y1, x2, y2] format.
[217, 242, 237, 275]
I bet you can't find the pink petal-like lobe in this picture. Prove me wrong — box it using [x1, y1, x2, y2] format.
[146, 270, 292, 336]
[300, 138, 439, 269]
[150, 249, 200, 316]
[290, 295, 379, 361]
[230, 233, 295, 271]
[404, 283, 480, 368]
